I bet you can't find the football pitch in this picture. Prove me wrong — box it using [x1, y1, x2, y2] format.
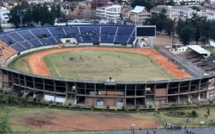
[43, 50, 175, 81]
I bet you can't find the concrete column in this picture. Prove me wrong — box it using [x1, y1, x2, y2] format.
[178, 95, 180, 104]
[74, 82, 77, 105]
[144, 84, 147, 106]
[65, 82, 68, 99]
[18, 74, 20, 85]
[134, 98, 136, 106]
[198, 93, 201, 101]
[206, 90, 209, 99]
[178, 82, 181, 93]
[166, 83, 169, 104]
[84, 83, 86, 94]
[33, 77, 35, 89]
[24, 75, 26, 87]
[188, 81, 191, 92]
[150, 38, 154, 48]
[198, 80, 201, 91]
[138, 38, 141, 48]
[54, 81, 56, 102]
[42, 79, 45, 90]
[188, 95, 191, 102]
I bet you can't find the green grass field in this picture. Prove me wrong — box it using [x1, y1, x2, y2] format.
[43, 50, 175, 81]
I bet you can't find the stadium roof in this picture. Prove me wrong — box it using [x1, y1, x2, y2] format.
[188, 45, 211, 55]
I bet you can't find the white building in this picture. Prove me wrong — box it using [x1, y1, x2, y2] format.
[151, 5, 196, 21]
[169, 0, 205, 5]
[129, 6, 150, 24]
[27, 0, 54, 4]
[96, 5, 122, 23]
[0, 7, 10, 24]
[168, 6, 196, 21]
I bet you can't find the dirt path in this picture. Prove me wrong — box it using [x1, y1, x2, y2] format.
[28, 47, 191, 79]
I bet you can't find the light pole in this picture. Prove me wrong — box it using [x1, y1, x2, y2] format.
[131, 123, 135, 134]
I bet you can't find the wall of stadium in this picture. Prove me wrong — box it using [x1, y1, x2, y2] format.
[1, 66, 215, 107]
[5, 45, 59, 66]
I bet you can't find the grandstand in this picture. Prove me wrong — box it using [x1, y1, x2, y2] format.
[179, 45, 215, 73]
[0, 25, 135, 64]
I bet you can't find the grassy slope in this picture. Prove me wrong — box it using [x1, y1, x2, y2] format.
[8, 56, 32, 74]
[43, 50, 175, 81]
[158, 107, 215, 126]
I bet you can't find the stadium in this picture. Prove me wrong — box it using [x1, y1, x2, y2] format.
[0, 24, 214, 109]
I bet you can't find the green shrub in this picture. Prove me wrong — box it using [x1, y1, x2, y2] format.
[191, 110, 198, 117]
[106, 105, 110, 110]
[180, 111, 186, 115]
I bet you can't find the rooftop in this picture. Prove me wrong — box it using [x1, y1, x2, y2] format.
[188, 45, 211, 55]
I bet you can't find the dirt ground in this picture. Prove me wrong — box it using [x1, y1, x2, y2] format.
[28, 47, 191, 79]
[12, 111, 159, 131]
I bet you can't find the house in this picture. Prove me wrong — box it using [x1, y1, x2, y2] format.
[171, 0, 205, 5]
[129, 6, 150, 24]
[0, 6, 9, 23]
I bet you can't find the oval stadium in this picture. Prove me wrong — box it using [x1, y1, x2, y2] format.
[0, 24, 214, 108]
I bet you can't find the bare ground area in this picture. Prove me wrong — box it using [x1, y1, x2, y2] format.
[11, 110, 159, 132]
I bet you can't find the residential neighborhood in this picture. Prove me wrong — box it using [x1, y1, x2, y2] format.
[1, 0, 215, 27]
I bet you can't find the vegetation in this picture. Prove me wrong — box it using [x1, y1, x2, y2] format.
[191, 110, 198, 117]
[106, 105, 110, 110]
[207, 108, 210, 116]
[9, 1, 64, 28]
[191, 6, 200, 11]
[145, 11, 215, 46]
[131, 0, 154, 10]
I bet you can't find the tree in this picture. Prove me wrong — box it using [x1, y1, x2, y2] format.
[178, 25, 195, 45]
[191, 110, 198, 117]
[164, 18, 175, 37]
[207, 107, 210, 116]
[166, 0, 175, 6]
[0, 25, 3, 33]
[22, 8, 33, 27]
[131, 0, 154, 10]
[144, 9, 171, 34]
[199, 20, 211, 45]
[106, 105, 110, 110]
[189, 13, 205, 44]
[176, 19, 186, 36]
[8, 1, 30, 28]
[8, 5, 22, 28]
[0, 94, 3, 103]
[9, 2, 64, 27]
[191, 6, 200, 11]
[208, 99, 214, 105]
